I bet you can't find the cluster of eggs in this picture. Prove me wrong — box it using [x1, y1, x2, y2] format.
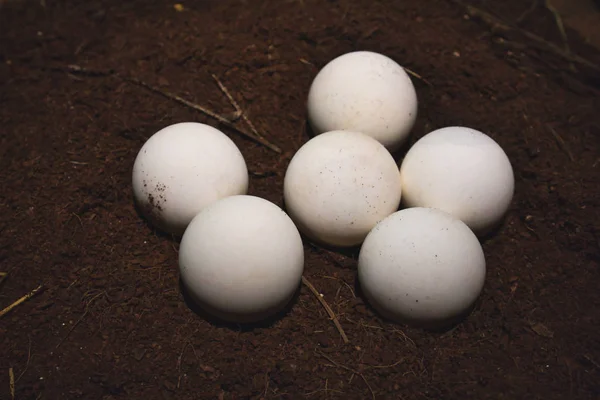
[132, 51, 514, 329]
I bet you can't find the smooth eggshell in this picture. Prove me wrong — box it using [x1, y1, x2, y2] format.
[283, 130, 402, 247]
[132, 122, 248, 236]
[307, 51, 418, 151]
[358, 207, 486, 329]
[399, 126, 514, 236]
[179, 195, 304, 324]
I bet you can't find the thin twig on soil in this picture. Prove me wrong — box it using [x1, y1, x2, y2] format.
[0, 285, 43, 319]
[515, 0, 571, 62]
[9, 368, 14, 400]
[516, 0, 539, 24]
[452, 0, 600, 75]
[125, 77, 282, 153]
[523, 215, 540, 239]
[343, 280, 356, 298]
[316, 350, 375, 400]
[212, 74, 275, 149]
[71, 212, 83, 228]
[543, 0, 572, 68]
[391, 327, 417, 348]
[305, 380, 344, 396]
[0, 272, 7, 286]
[548, 126, 574, 162]
[583, 354, 600, 370]
[211, 74, 242, 121]
[50, 65, 282, 154]
[302, 276, 349, 344]
[322, 275, 356, 298]
[369, 359, 405, 369]
[56, 291, 105, 348]
[249, 170, 277, 178]
[176, 340, 191, 389]
[16, 336, 32, 383]
[404, 67, 432, 86]
[262, 372, 270, 398]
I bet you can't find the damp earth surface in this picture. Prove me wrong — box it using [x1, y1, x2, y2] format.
[0, 1, 599, 399]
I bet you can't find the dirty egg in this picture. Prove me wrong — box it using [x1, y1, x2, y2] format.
[132, 122, 248, 236]
[283, 130, 402, 247]
[358, 207, 486, 329]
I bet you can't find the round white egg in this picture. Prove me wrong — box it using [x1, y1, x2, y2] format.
[179, 195, 304, 323]
[132, 122, 248, 236]
[358, 207, 486, 329]
[307, 51, 418, 151]
[283, 130, 402, 248]
[399, 126, 514, 236]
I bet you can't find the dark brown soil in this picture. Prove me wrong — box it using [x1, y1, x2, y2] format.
[1, 1, 599, 399]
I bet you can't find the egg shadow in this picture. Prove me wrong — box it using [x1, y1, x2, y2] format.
[390, 138, 416, 165]
[178, 277, 301, 331]
[306, 238, 361, 266]
[279, 195, 362, 263]
[476, 217, 509, 245]
[303, 117, 317, 140]
[352, 274, 479, 334]
[132, 198, 182, 243]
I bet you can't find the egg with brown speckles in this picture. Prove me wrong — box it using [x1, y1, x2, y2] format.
[132, 122, 248, 236]
[358, 207, 486, 329]
[283, 130, 402, 247]
[307, 51, 418, 152]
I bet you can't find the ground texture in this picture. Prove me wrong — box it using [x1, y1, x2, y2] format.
[1, 0, 599, 399]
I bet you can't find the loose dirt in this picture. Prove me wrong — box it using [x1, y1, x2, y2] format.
[1, 1, 599, 399]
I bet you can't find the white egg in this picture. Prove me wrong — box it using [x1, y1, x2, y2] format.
[399, 126, 514, 236]
[283, 130, 402, 247]
[132, 122, 248, 236]
[179, 195, 304, 323]
[358, 207, 486, 329]
[307, 51, 418, 151]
